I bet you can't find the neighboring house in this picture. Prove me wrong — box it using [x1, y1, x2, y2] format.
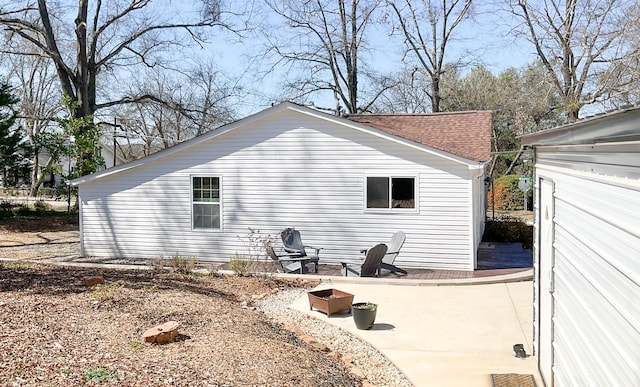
[39, 142, 125, 187]
[72, 102, 491, 270]
[521, 106, 640, 387]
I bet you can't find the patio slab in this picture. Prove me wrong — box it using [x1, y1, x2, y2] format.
[290, 281, 540, 387]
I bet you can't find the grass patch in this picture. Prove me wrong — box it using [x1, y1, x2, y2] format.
[128, 340, 145, 352]
[88, 281, 125, 302]
[84, 367, 116, 382]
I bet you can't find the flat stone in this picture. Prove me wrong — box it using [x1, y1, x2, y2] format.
[349, 367, 364, 379]
[142, 321, 180, 344]
[309, 341, 330, 352]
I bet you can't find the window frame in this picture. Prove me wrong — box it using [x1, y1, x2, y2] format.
[363, 173, 419, 212]
[191, 175, 223, 231]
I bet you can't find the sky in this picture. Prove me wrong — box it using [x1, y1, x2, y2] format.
[193, 1, 541, 117]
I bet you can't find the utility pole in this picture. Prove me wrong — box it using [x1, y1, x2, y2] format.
[113, 117, 117, 167]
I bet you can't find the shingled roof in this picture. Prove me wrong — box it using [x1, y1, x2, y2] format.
[347, 111, 492, 163]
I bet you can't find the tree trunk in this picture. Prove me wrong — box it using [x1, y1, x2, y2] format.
[30, 152, 40, 196]
[566, 108, 579, 123]
[504, 145, 524, 176]
[30, 155, 56, 196]
[431, 74, 441, 112]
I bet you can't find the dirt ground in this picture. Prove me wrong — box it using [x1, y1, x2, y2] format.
[0, 215, 79, 260]
[0, 217, 364, 386]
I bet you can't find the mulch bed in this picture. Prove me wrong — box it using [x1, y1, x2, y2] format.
[0, 262, 362, 386]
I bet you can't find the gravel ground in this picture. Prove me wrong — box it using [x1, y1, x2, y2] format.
[257, 289, 412, 386]
[0, 218, 412, 386]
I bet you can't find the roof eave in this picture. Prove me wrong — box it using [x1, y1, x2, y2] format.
[521, 105, 640, 146]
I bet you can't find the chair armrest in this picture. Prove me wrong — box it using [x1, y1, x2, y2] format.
[278, 251, 302, 258]
[340, 259, 364, 267]
[283, 247, 304, 255]
[304, 245, 323, 255]
[278, 256, 305, 262]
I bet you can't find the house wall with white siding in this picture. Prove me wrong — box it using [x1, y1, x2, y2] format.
[78, 106, 483, 270]
[523, 107, 640, 387]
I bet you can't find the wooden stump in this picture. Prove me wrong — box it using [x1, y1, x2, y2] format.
[142, 321, 180, 344]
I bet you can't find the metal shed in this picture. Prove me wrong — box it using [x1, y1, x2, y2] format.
[521, 106, 640, 386]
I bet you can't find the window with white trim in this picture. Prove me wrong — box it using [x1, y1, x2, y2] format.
[366, 176, 416, 209]
[192, 176, 221, 229]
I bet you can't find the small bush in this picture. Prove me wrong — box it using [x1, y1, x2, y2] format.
[229, 253, 258, 276]
[168, 255, 197, 274]
[33, 200, 52, 212]
[482, 217, 533, 249]
[14, 204, 32, 216]
[89, 281, 125, 302]
[147, 257, 168, 272]
[488, 175, 533, 211]
[0, 200, 13, 212]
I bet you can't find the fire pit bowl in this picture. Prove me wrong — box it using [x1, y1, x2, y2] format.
[307, 288, 355, 317]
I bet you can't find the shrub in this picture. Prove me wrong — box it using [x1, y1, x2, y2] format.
[168, 254, 197, 274]
[229, 253, 258, 276]
[234, 228, 275, 276]
[33, 200, 52, 213]
[488, 175, 533, 211]
[147, 257, 168, 272]
[14, 204, 32, 216]
[482, 217, 533, 249]
[89, 281, 125, 302]
[0, 200, 13, 218]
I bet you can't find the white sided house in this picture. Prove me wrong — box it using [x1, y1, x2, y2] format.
[521, 106, 640, 387]
[72, 102, 492, 270]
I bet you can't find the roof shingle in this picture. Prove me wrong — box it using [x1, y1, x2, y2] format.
[347, 111, 492, 163]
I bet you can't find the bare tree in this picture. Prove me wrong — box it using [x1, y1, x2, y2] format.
[264, 0, 392, 114]
[598, 2, 640, 108]
[187, 61, 239, 136]
[1, 47, 64, 194]
[508, 0, 638, 122]
[0, 0, 242, 175]
[376, 68, 432, 113]
[441, 63, 563, 177]
[386, 0, 473, 112]
[114, 63, 239, 157]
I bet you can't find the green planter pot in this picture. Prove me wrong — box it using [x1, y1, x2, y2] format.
[352, 302, 377, 330]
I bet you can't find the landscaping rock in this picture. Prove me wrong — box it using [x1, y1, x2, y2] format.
[142, 321, 180, 344]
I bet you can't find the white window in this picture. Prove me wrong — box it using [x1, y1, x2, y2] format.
[192, 176, 221, 229]
[366, 176, 416, 210]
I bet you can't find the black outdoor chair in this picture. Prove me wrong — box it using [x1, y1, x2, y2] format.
[280, 227, 321, 273]
[341, 243, 388, 277]
[265, 242, 309, 274]
[360, 231, 408, 276]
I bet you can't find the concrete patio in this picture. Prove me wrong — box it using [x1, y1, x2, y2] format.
[290, 278, 540, 387]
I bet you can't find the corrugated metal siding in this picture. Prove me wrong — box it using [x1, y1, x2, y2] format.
[534, 156, 640, 386]
[79, 110, 479, 270]
[536, 142, 640, 179]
